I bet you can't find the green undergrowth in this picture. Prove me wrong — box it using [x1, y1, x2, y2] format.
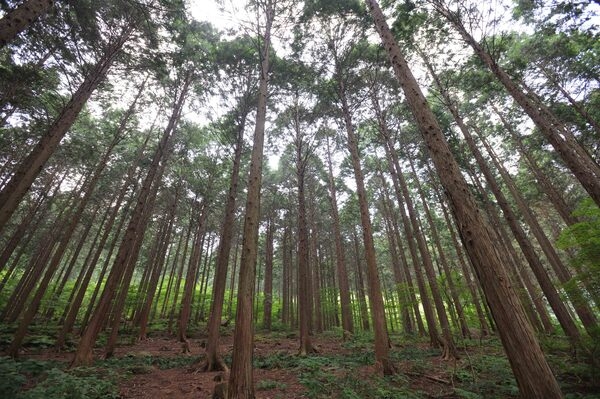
[0, 357, 119, 399]
[1, 329, 599, 398]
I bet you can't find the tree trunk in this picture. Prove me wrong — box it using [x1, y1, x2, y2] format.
[138, 194, 178, 340]
[71, 71, 191, 366]
[366, 1, 563, 396]
[383, 143, 441, 348]
[409, 159, 470, 339]
[433, 2, 600, 207]
[263, 219, 274, 331]
[337, 68, 395, 375]
[480, 134, 598, 335]
[178, 201, 207, 352]
[377, 175, 413, 335]
[297, 141, 315, 355]
[353, 232, 370, 332]
[373, 93, 458, 359]
[429, 65, 580, 342]
[201, 108, 246, 372]
[325, 136, 354, 334]
[0, 0, 54, 47]
[0, 29, 132, 233]
[227, 3, 273, 396]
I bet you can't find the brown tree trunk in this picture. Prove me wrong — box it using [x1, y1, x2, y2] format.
[480, 135, 598, 335]
[281, 224, 291, 326]
[383, 143, 441, 347]
[377, 174, 414, 335]
[0, 29, 132, 233]
[138, 193, 178, 340]
[353, 232, 370, 332]
[433, 2, 600, 207]
[296, 121, 315, 355]
[201, 107, 247, 372]
[227, 2, 273, 396]
[366, 1, 563, 396]
[431, 68, 580, 342]
[0, 0, 54, 47]
[373, 94, 458, 359]
[337, 69, 395, 374]
[467, 168, 554, 334]
[324, 137, 354, 334]
[71, 71, 191, 366]
[409, 159, 470, 339]
[495, 107, 578, 226]
[263, 219, 274, 331]
[178, 201, 207, 352]
[428, 171, 491, 335]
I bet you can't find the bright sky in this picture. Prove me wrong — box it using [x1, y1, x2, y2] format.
[187, 0, 243, 31]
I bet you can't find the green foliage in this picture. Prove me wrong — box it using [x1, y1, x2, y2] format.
[0, 357, 117, 399]
[18, 368, 119, 399]
[557, 198, 600, 303]
[99, 353, 202, 371]
[256, 379, 287, 390]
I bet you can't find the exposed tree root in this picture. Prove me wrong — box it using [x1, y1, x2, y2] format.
[181, 338, 191, 354]
[191, 353, 229, 374]
[297, 344, 319, 356]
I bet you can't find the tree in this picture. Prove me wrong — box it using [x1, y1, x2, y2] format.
[0, 0, 54, 47]
[227, 0, 275, 396]
[430, 0, 600, 208]
[365, 0, 563, 396]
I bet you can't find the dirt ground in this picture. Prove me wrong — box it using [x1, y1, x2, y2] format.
[114, 335, 308, 399]
[18, 333, 500, 399]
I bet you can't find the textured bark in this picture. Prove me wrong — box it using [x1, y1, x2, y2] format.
[338, 73, 395, 375]
[281, 225, 291, 325]
[138, 196, 177, 340]
[373, 94, 458, 359]
[324, 137, 354, 334]
[178, 202, 207, 351]
[353, 233, 370, 332]
[459, 110, 580, 342]
[263, 220, 274, 331]
[384, 143, 441, 347]
[296, 113, 315, 355]
[366, 1, 562, 396]
[227, 2, 273, 396]
[481, 135, 598, 335]
[0, 177, 52, 276]
[72, 72, 191, 366]
[202, 108, 246, 372]
[0, 29, 131, 233]
[428, 172, 491, 335]
[377, 174, 414, 335]
[0, 0, 54, 47]
[409, 159, 470, 339]
[433, 2, 600, 207]
[495, 108, 577, 226]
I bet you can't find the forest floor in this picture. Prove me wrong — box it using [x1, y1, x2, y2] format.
[1, 326, 599, 398]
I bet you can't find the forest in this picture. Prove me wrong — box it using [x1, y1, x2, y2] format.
[0, 0, 599, 398]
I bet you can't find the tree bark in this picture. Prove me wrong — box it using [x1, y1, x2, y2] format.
[227, 2, 273, 396]
[366, 1, 563, 396]
[433, 1, 600, 207]
[0, 28, 132, 233]
[0, 0, 54, 47]
[325, 136, 354, 334]
[71, 71, 191, 366]
[201, 106, 247, 372]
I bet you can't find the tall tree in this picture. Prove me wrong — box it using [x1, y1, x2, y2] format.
[430, 0, 600, 207]
[0, 0, 54, 47]
[227, 0, 275, 396]
[365, 0, 563, 397]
